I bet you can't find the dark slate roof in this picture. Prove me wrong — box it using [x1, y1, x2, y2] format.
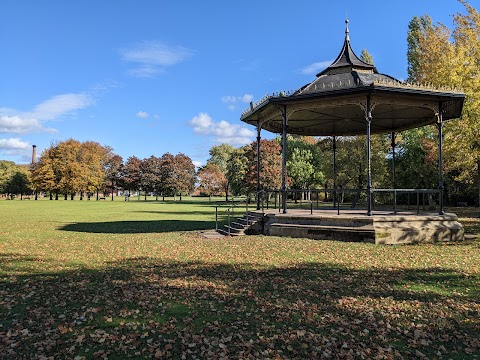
[240, 20, 465, 136]
[316, 19, 375, 77]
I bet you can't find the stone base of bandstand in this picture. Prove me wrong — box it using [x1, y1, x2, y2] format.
[253, 209, 464, 245]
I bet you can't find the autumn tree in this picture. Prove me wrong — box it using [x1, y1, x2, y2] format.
[121, 156, 142, 197]
[244, 139, 282, 195]
[104, 154, 123, 200]
[31, 146, 58, 199]
[197, 163, 226, 197]
[407, 1, 480, 205]
[140, 156, 162, 200]
[173, 153, 196, 199]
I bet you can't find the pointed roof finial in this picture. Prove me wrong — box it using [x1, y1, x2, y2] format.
[345, 18, 350, 41]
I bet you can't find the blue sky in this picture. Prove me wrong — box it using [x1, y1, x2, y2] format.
[1, 0, 477, 167]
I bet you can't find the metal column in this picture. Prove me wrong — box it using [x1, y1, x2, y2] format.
[256, 124, 261, 210]
[333, 136, 337, 208]
[391, 132, 397, 213]
[365, 95, 373, 216]
[437, 103, 445, 215]
[281, 106, 288, 214]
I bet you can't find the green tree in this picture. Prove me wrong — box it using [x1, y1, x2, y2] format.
[0, 160, 18, 195]
[360, 49, 374, 65]
[407, 1, 480, 205]
[207, 144, 235, 201]
[226, 147, 248, 196]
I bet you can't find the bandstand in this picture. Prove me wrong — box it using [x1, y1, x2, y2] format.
[239, 21, 465, 244]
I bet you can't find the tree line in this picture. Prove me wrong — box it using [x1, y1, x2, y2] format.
[0, 139, 196, 201]
[1, 2, 479, 205]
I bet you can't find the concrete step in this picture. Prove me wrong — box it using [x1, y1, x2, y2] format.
[236, 217, 257, 226]
[223, 225, 246, 235]
[230, 221, 247, 230]
[218, 228, 245, 236]
[269, 223, 375, 243]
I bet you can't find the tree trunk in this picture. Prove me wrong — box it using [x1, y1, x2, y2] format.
[71, 194, 74, 200]
[80, 191, 83, 200]
[180, 193, 182, 201]
[55, 193, 58, 200]
[174, 193, 176, 201]
[64, 193, 67, 200]
[96, 191, 99, 201]
[477, 157, 480, 207]
[112, 181, 114, 201]
[144, 192, 147, 201]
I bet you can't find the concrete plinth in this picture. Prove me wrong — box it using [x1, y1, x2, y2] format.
[255, 209, 464, 245]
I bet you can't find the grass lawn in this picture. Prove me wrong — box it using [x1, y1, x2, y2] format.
[0, 197, 479, 359]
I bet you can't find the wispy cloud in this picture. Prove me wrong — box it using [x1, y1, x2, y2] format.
[121, 41, 193, 78]
[298, 60, 333, 75]
[0, 137, 31, 158]
[221, 93, 254, 111]
[234, 58, 261, 72]
[136, 111, 149, 118]
[30, 93, 94, 121]
[0, 92, 94, 134]
[189, 112, 255, 146]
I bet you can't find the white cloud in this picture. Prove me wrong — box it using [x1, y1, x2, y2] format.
[0, 115, 47, 134]
[0, 137, 30, 150]
[121, 41, 193, 78]
[0, 92, 94, 134]
[136, 111, 149, 118]
[221, 93, 254, 111]
[0, 137, 31, 158]
[189, 112, 255, 146]
[299, 60, 333, 75]
[192, 160, 203, 168]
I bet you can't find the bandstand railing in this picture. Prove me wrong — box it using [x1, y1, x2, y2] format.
[254, 188, 444, 216]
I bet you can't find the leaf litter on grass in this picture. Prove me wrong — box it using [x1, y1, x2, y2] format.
[0, 199, 479, 358]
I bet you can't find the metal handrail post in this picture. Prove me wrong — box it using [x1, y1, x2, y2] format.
[416, 192, 420, 215]
[227, 209, 231, 236]
[393, 190, 397, 214]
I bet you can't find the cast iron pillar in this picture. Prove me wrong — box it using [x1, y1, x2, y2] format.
[281, 105, 288, 214]
[333, 136, 337, 208]
[365, 95, 373, 216]
[256, 124, 261, 210]
[437, 103, 445, 215]
[391, 132, 397, 212]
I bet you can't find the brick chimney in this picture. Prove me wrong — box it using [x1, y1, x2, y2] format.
[32, 145, 37, 164]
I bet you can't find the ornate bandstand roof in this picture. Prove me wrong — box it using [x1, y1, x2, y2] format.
[241, 20, 465, 136]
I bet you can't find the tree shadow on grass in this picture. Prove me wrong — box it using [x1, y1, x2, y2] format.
[58, 220, 216, 233]
[1, 256, 479, 359]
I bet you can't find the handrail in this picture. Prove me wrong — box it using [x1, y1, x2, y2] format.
[214, 197, 250, 235]
[256, 187, 442, 215]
